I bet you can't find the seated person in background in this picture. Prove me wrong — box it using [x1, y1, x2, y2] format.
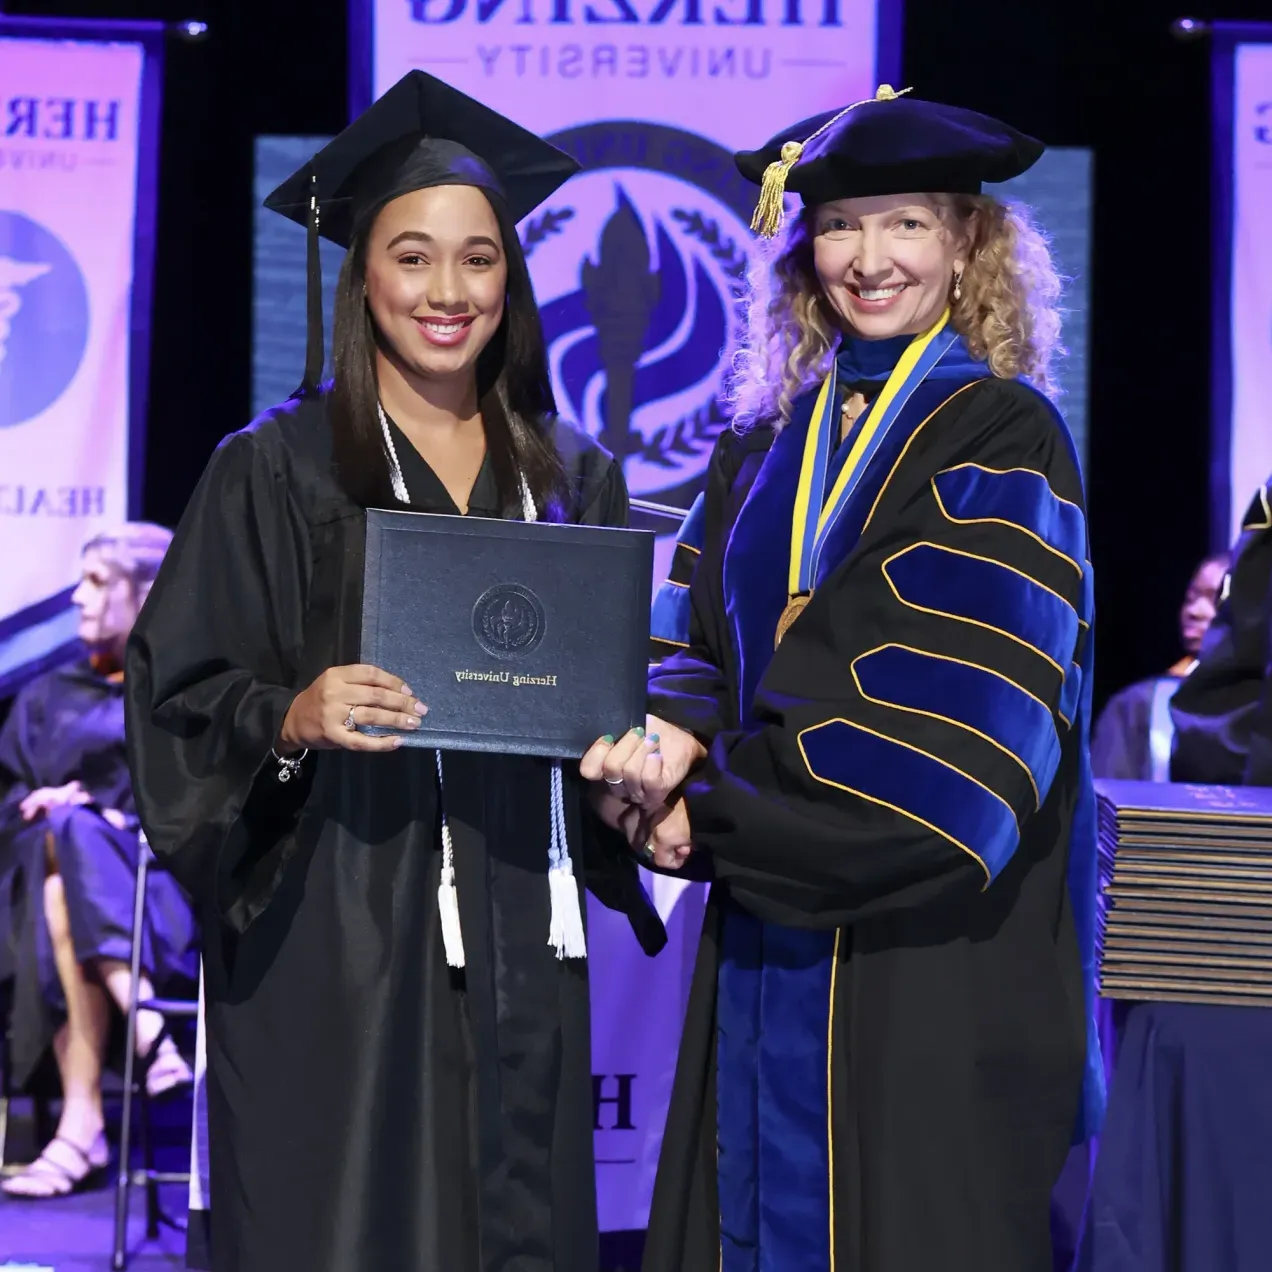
[1090, 551, 1229, 780]
[0, 524, 199, 1200]
[1172, 478, 1272, 786]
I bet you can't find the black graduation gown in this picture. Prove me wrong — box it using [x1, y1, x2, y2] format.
[0, 662, 197, 1086]
[1171, 477, 1272, 786]
[642, 373, 1098, 1272]
[124, 395, 664, 1272]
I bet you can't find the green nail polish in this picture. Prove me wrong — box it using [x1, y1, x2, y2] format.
[634, 727, 645, 739]
[601, 734, 615, 745]
[648, 733, 661, 745]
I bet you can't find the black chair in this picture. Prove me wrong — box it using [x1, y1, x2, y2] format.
[111, 836, 198, 1271]
[0, 952, 55, 1177]
[0, 978, 15, 1172]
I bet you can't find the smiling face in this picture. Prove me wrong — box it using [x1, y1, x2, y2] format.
[1179, 557, 1228, 655]
[809, 193, 968, 341]
[363, 184, 509, 385]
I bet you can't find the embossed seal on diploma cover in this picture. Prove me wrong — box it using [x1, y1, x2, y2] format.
[472, 583, 547, 659]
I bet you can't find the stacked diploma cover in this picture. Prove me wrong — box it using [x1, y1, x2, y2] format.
[1096, 780, 1272, 1007]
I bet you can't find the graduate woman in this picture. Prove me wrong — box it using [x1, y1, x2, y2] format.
[125, 73, 661, 1272]
[586, 89, 1105, 1271]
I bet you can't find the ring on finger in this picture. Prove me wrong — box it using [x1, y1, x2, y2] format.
[344, 707, 357, 731]
[604, 775, 625, 786]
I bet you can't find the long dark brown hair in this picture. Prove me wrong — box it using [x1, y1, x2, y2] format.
[328, 189, 567, 519]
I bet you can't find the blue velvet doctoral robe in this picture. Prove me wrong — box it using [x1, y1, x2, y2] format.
[642, 348, 1104, 1272]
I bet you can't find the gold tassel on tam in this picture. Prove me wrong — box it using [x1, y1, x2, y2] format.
[749, 85, 914, 239]
[751, 140, 806, 238]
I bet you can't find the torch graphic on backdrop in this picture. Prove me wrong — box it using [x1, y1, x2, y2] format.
[580, 192, 661, 465]
[523, 150, 755, 512]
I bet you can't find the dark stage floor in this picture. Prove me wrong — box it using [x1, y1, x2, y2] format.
[1, 1188, 645, 1272]
[0, 1181, 187, 1271]
[0, 1089, 190, 1272]
[0, 1095, 647, 1271]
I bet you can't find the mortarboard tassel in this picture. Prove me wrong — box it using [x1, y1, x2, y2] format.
[750, 140, 805, 239]
[750, 85, 914, 240]
[299, 168, 325, 396]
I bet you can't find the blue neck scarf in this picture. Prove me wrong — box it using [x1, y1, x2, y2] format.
[829, 331, 989, 487]
[835, 332, 914, 388]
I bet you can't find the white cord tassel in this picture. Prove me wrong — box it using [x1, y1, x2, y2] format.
[379, 402, 411, 503]
[435, 752, 466, 968]
[382, 404, 464, 966]
[548, 762, 587, 959]
[522, 475, 586, 961]
[379, 405, 584, 962]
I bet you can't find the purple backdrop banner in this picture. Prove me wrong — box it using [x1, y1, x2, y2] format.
[360, 0, 900, 588]
[1211, 23, 1272, 547]
[352, 0, 901, 1234]
[0, 17, 163, 697]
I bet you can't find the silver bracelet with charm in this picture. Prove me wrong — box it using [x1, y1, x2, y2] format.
[271, 747, 308, 783]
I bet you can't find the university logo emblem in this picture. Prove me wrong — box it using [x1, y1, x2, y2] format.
[0, 211, 90, 429]
[472, 582, 547, 658]
[522, 122, 760, 512]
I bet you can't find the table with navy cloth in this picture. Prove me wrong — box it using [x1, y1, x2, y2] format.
[1076, 999, 1272, 1272]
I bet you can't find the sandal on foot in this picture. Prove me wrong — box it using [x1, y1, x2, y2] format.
[142, 1033, 193, 1100]
[1, 1133, 109, 1199]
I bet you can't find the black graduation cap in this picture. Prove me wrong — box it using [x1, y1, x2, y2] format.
[264, 71, 581, 393]
[736, 86, 1044, 238]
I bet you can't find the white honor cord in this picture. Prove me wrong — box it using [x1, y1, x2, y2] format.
[434, 751, 466, 968]
[376, 403, 585, 964]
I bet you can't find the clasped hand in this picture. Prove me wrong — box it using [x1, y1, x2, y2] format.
[581, 716, 706, 870]
[20, 780, 128, 830]
[20, 781, 91, 822]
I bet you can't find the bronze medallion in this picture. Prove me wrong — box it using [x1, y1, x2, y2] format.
[774, 593, 810, 648]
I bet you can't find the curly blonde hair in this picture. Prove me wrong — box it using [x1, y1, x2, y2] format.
[727, 194, 1065, 431]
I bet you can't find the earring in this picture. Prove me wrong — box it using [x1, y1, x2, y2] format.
[953, 268, 964, 303]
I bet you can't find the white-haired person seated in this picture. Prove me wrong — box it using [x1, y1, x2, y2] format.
[0, 524, 198, 1199]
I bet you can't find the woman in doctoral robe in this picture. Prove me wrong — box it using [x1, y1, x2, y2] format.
[586, 89, 1105, 1271]
[0, 524, 197, 1198]
[125, 72, 662, 1272]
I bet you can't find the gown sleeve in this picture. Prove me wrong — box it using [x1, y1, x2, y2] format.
[1246, 584, 1272, 787]
[683, 383, 1091, 927]
[1171, 481, 1272, 786]
[649, 491, 706, 665]
[571, 452, 668, 954]
[0, 678, 39, 823]
[577, 452, 629, 529]
[124, 429, 312, 926]
[646, 431, 756, 745]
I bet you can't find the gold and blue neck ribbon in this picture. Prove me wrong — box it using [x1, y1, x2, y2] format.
[788, 310, 961, 601]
